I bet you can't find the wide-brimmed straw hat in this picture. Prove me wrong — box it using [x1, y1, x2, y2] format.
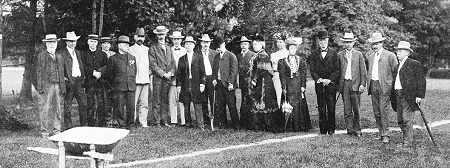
[42, 34, 59, 42]
[340, 32, 357, 42]
[169, 31, 185, 39]
[153, 26, 169, 34]
[368, 32, 386, 43]
[100, 37, 113, 43]
[87, 34, 99, 40]
[395, 41, 413, 53]
[62, 31, 81, 41]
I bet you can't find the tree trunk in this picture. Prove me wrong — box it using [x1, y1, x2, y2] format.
[92, 0, 98, 33]
[0, 1, 4, 101]
[98, 0, 104, 36]
[19, 0, 38, 101]
[42, 0, 49, 33]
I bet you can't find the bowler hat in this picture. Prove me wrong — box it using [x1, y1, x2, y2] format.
[198, 34, 212, 42]
[42, 34, 59, 42]
[183, 36, 196, 44]
[317, 30, 329, 39]
[395, 41, 413, 53]
[135, 28, 146, 36]
[340, 32, 357, 42]
[153, 26, 169, 34]
[238, 36, 251, 43]
[214, 36, 225, 45]
[169, 31, 185, 39]
[62, 31, 81, 41]
[368, 32, 386, 43]
[117, 35, 131, 44]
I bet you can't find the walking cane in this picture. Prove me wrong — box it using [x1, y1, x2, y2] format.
[210, 82, 217, 131]
[418, 103, 438, 147]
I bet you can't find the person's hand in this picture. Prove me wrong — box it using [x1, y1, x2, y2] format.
[177, 86, 181, 94]
[167, 72, 174, 77]
[228, 83, 233, 91]
[200, 84, 205, 92]
[283, 89, 287, 94]
[323, 79, 331, 85]
[212, 80, 217, 86]
[317, 78, 323, 84]
[93, 70, 101, 79]
[416, 97, 422, 105]
[163, 73, 172, 80]
[359, 85, 365, 93]
[301, 87, 306, 92]
[251, 79, 257, 87]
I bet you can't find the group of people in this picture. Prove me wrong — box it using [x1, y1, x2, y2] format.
[36, 27, 426, 148]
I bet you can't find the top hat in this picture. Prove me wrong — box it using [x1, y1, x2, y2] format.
[183, 36, 196, 44]
[62, 31, 81, 41]
[87, 34, 99, 40]
[153, 26, 169, 34]
[198, 34, 212, 42]
[117, 35, 131, 44]
[135, 28, 146, 36]
[368, 32, 386, 43]
[395, 41, 413, 53]
[252, 33, 265, 42]
[317, 30, 329, 39]
[100, 37, 113, 43]
[238, 36, 251, 43]
[42, 34, 59, 42]
[169, 31, 185, 39]
[340, 32, 357, 42]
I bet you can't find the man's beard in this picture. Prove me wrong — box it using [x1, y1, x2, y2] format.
[136, 40, 144, 45]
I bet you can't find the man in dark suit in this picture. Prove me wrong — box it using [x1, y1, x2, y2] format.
[393, 41, 426, 148]
[149, 25, 176, 127]
[105, 35, 137, 128]
[60, 31, 88, 129]
[308, 30, 341, 135]
[236, 36, 256, 130]
[82, 34, 109, 127]
[197, 34, 219, 125]
[36, 34, 66, 138]
[212, 36, 239, 129]
[337, 32, 367, 137]
[366, 32, 398, 144]
[176, 36, 206, 129]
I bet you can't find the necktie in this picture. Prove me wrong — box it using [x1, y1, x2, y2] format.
[174, 48, 180, 51]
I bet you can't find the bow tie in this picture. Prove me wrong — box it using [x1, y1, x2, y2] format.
[174, 48, 180, 51]
[321, 48, 328, 52]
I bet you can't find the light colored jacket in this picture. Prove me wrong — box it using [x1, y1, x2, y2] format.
[366, 48, 398, 95]
[129, 44, 150, 84]
[338, 49, 367, 92]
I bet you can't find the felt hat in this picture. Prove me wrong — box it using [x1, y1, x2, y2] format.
[62, 31, 81, 41]
[368, 32, 386, 43]
[153, 26, 169, 34]
[117, 35, 131, 44]
[340, 32, 357, 42]
[183, 36, 196, 44]
[198, 34, 212, 42]
[42, 34, 59, 42]
[169, 31, 185, 39]
[395, 41, 413, 53]
[238, 36, 251, 43]
[135, 28, 146, 36]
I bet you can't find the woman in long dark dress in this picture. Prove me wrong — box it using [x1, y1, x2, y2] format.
[249, 34, 282, 132]
[278, 38, 312, 132]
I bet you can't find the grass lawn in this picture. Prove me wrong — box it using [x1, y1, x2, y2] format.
[0, 78, 449, 168]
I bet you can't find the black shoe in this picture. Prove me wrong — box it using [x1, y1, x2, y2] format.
[328, 131, 335, 136]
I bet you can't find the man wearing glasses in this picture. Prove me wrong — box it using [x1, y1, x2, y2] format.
[366, 32, 398, 144]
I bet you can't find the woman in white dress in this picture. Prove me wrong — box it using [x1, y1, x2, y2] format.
[270, 33, 289, 107]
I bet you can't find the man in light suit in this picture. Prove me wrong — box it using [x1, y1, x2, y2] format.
[60, 31, 88, 129]
[212, 36, 239, 129]
[366, 32, 398, 144]
[149, 26, 176, 127]
[129, 28, 150, 127]
[393, 41, 426, 148]
[197, 34, 219, 126]
[236, 36, 256, 130]
[169, 31, 187, 126]
[337, 32, 367, 137]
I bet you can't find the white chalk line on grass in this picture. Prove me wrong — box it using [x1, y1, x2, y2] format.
[109, 119, 450, 168]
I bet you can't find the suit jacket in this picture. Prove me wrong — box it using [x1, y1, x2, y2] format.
[237, 50, 256, 88]
[212, 50, 238, 88]
[176, 52, 206, 104]
[196, 48, 218, 76]
[129, 44, 150, 84]
[58, 48, 85, 86]
[149, 42, 176, 84]
[105, 53, 137, 91]
[82, 49, 108, 88]
[308, 48, 341, 93]
[338, 49, 367, 92]
[36, 51, 66, 94]
[393, 58, 426, 111]
[278, 55, 307, 90]
[366, 48, 398, 95]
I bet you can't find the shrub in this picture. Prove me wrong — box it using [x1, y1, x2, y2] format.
[428, 69, 450, 79]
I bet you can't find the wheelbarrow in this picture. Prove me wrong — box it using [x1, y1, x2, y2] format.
[27, 127, 130, 168]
